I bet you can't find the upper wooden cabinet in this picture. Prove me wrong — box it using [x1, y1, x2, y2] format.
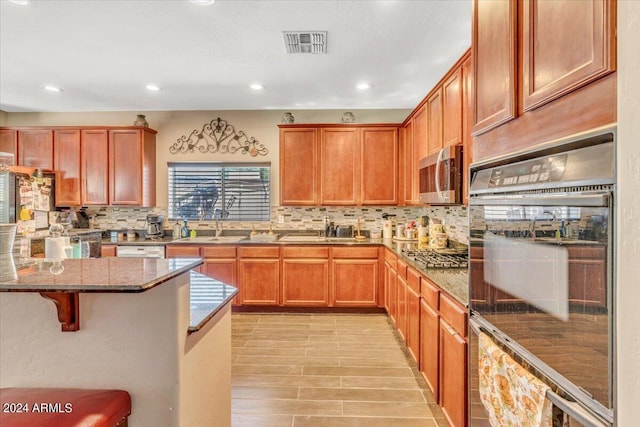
[427, 89, 443, 155]
[0, 129, 17, 159]
[279, 128, 318, 205]
[54, 129, 82, 206]
[279, 124, 399, 206]
[109, 128, 156, 207]
[320, 127, 359, 205]
[401, 119, 416, 205]
[443, 68, 463, 148]
[521, 0, 616, 111]
[18, 129, 54, 169]
[81, 129, 109, 206]
[360, 127, 398, 205]
[472, 0, 517, 135]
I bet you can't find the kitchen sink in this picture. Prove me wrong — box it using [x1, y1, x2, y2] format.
[278, 235, 326, 242]
[174, 236, 248, 243]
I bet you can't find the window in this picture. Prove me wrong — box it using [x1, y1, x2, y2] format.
[168, 163, 270, 221]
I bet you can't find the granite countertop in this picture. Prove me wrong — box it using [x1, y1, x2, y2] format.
[189, 271, 238, 333]
[0, 257, 204, 293]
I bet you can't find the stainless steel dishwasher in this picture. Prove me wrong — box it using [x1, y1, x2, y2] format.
[116, 245, 165, 258]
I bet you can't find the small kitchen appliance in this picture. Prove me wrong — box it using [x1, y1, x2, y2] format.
[145, 214, 164, 239]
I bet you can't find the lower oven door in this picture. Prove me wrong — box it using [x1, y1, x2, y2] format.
[469, 315, 610, 427]
[116, 245, 165, 258]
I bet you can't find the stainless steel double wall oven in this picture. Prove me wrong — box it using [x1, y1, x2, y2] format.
[468, 127, 616, 427]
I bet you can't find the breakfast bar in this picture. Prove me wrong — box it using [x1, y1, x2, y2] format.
[0, 257, 237, 427]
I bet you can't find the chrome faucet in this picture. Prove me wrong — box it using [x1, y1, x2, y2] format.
[531, 210, 557, 237]
[214, 213, 223, 237]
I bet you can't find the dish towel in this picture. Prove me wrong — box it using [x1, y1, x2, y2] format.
[479, 332, 554, 427]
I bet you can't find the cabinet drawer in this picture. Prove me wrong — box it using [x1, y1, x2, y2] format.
[439, 292, 467, 337]
[282, 246, 329, 258]
[385, 249, 397, 269]
[201, 246, 236, 258]
[397, 258, 408, 280]
[239, 246, 280, 258]
[332, 246, 378, 259]
[166, 245, 201, 258]
[407, 267, 421, 294]
[566, 246, 606, 259]
[420, 277, 439, 310]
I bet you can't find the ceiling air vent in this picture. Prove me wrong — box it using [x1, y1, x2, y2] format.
[283, 31, 327, 54]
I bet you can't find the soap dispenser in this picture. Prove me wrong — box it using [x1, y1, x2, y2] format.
[182, 219, 189, 238]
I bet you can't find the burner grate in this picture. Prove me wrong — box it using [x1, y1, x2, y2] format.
[401, 248, 468, 269]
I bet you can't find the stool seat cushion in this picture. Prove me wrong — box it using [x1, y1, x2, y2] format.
[0, 388, 131, 427]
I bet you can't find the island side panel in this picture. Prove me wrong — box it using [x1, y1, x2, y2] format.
[0, 273, 189, 427]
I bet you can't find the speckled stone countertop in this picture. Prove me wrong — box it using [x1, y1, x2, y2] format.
[0, 257, 204, 293]
[189, 271, 238, 333]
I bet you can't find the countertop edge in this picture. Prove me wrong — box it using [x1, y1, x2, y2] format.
[188, 271, 238, 333]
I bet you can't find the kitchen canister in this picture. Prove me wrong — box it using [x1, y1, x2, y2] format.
[396, 224, 405, 239]
[382, 219, 393, 239]
[430, 232, 448, 249]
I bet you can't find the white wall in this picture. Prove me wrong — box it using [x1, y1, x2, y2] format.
[1, 109, 410, 207]
[616, 1, 640, 424]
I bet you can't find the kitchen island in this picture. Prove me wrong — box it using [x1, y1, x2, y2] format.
[0, 257, 237, 427]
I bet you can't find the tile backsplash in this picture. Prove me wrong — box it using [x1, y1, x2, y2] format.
[80, 205, 469, 244]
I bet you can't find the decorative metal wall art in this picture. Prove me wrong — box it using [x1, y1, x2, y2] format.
[170, 117, 268, 157]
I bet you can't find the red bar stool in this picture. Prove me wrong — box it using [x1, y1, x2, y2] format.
[0, 388, 131, 427]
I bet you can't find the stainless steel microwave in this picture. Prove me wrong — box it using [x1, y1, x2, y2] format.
[418, 145, 463, 204]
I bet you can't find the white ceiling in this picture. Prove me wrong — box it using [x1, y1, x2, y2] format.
[0, 0, 471, 113]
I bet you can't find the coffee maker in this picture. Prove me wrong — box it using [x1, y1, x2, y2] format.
[145, 215, 164, 239]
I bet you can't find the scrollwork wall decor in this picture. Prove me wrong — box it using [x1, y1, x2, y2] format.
[170, 117, 268, 157]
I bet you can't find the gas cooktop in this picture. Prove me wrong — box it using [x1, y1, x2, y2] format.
[401, 248, 468, 269]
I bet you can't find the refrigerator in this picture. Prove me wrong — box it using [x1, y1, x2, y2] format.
[0, 170, 55, 233]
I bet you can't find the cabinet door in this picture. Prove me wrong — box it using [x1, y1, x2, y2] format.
[439, 318, 468, 427]
[461, 54, 473, 206]
[279, 128, 318, 205]
[18, 130, 53, 169]
[406, 284, 421, 365]
[568, 258, 606, 307]
[427, 88, 443, 155]
[320, 128, 359, 205]
[0, 129, 17, 159]
[238, 259, 280, 305]
[388, 265, 398, 324]
[420, 298, 439, 400]
[81, 130, 109, 205]
[203, 258, 239, 305]
[282, 259, 329, 306]
[101, 244, 117, 258]
[166, 245, 201, 258]
[412, 108, 428, 199]
[443, 68, 463, 148]
[109, 129, 142, 205]
[333, 259, 379, 307]
[402, 120, 415, 205]
[521, 0, 615, 111]
[472, 0, 517, 135]
[396, 275, 407, 341]
[360, 127, 398, 205]
[54, 129, 81, 206]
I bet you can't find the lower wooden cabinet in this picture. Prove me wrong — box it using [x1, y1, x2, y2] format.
[396, 275, 407, 341]
[201, 246, 238, 304]
[420, 297, 440, 399]
[238, 246, 280, 305]
[405, 267, 421, 365]
[439, 317, 467, 427]
[332, 259, 378, 307]
[101, 244, 117, 258]
[282, 259, 330, 306]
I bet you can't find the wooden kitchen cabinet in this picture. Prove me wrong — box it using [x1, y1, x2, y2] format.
[420, 277, 440, 399]
[396, 258, 408, 341]
[461, 53, 473, 206]
[201, 246, 238, 304]
[427, 88, 443, 155]
[0, 129, 17, 159]
[443, 68, 463, 148]
[384, 249, 398, 323]
[438, 293, 468, 427]
[238, 246, 280, 305]
[472, 0, 517, 135]
[18, 129, 54, 169]
[279, 127, 318, 205]
[401, 120, 416, 205]
[109, 128, 156, 207]
[54, 129, 81, 206]
[319, 127, 359, 205]
[101, 244, 117, 258]
[332, 246, 379, 307]
[81, 129, 109, 205]
[166, 245, 201, 258]
[282, 246, 330, 306]
[405, 267, 421, 365]
[360, 128, 398, 205]
[521, 0, 615, 112]
[567, 246, 607, 307]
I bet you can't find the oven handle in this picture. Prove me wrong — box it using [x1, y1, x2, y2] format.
[546, 390, 609, 427]
[469, 193, 609, 207]
[435, 149, 444, 201]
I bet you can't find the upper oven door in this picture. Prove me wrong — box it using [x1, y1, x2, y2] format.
[468, 189, 614, 416]
[419, 145, 462, 204]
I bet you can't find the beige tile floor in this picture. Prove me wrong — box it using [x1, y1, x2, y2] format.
[231, 313, 448, 427]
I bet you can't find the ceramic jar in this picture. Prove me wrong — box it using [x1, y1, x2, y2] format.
[133, 114, 149, 127]
[281, 112, 295, 124]
[341, 112, 355, 123]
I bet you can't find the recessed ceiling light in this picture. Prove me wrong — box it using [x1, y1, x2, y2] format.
[250, 83, 264, 91]
[43, 85, 63, 93]
[356, 82, 371, 91]
[146, 84, 161, 91]
[190, 0, 215, 5]
[9, 0, 30, 5]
